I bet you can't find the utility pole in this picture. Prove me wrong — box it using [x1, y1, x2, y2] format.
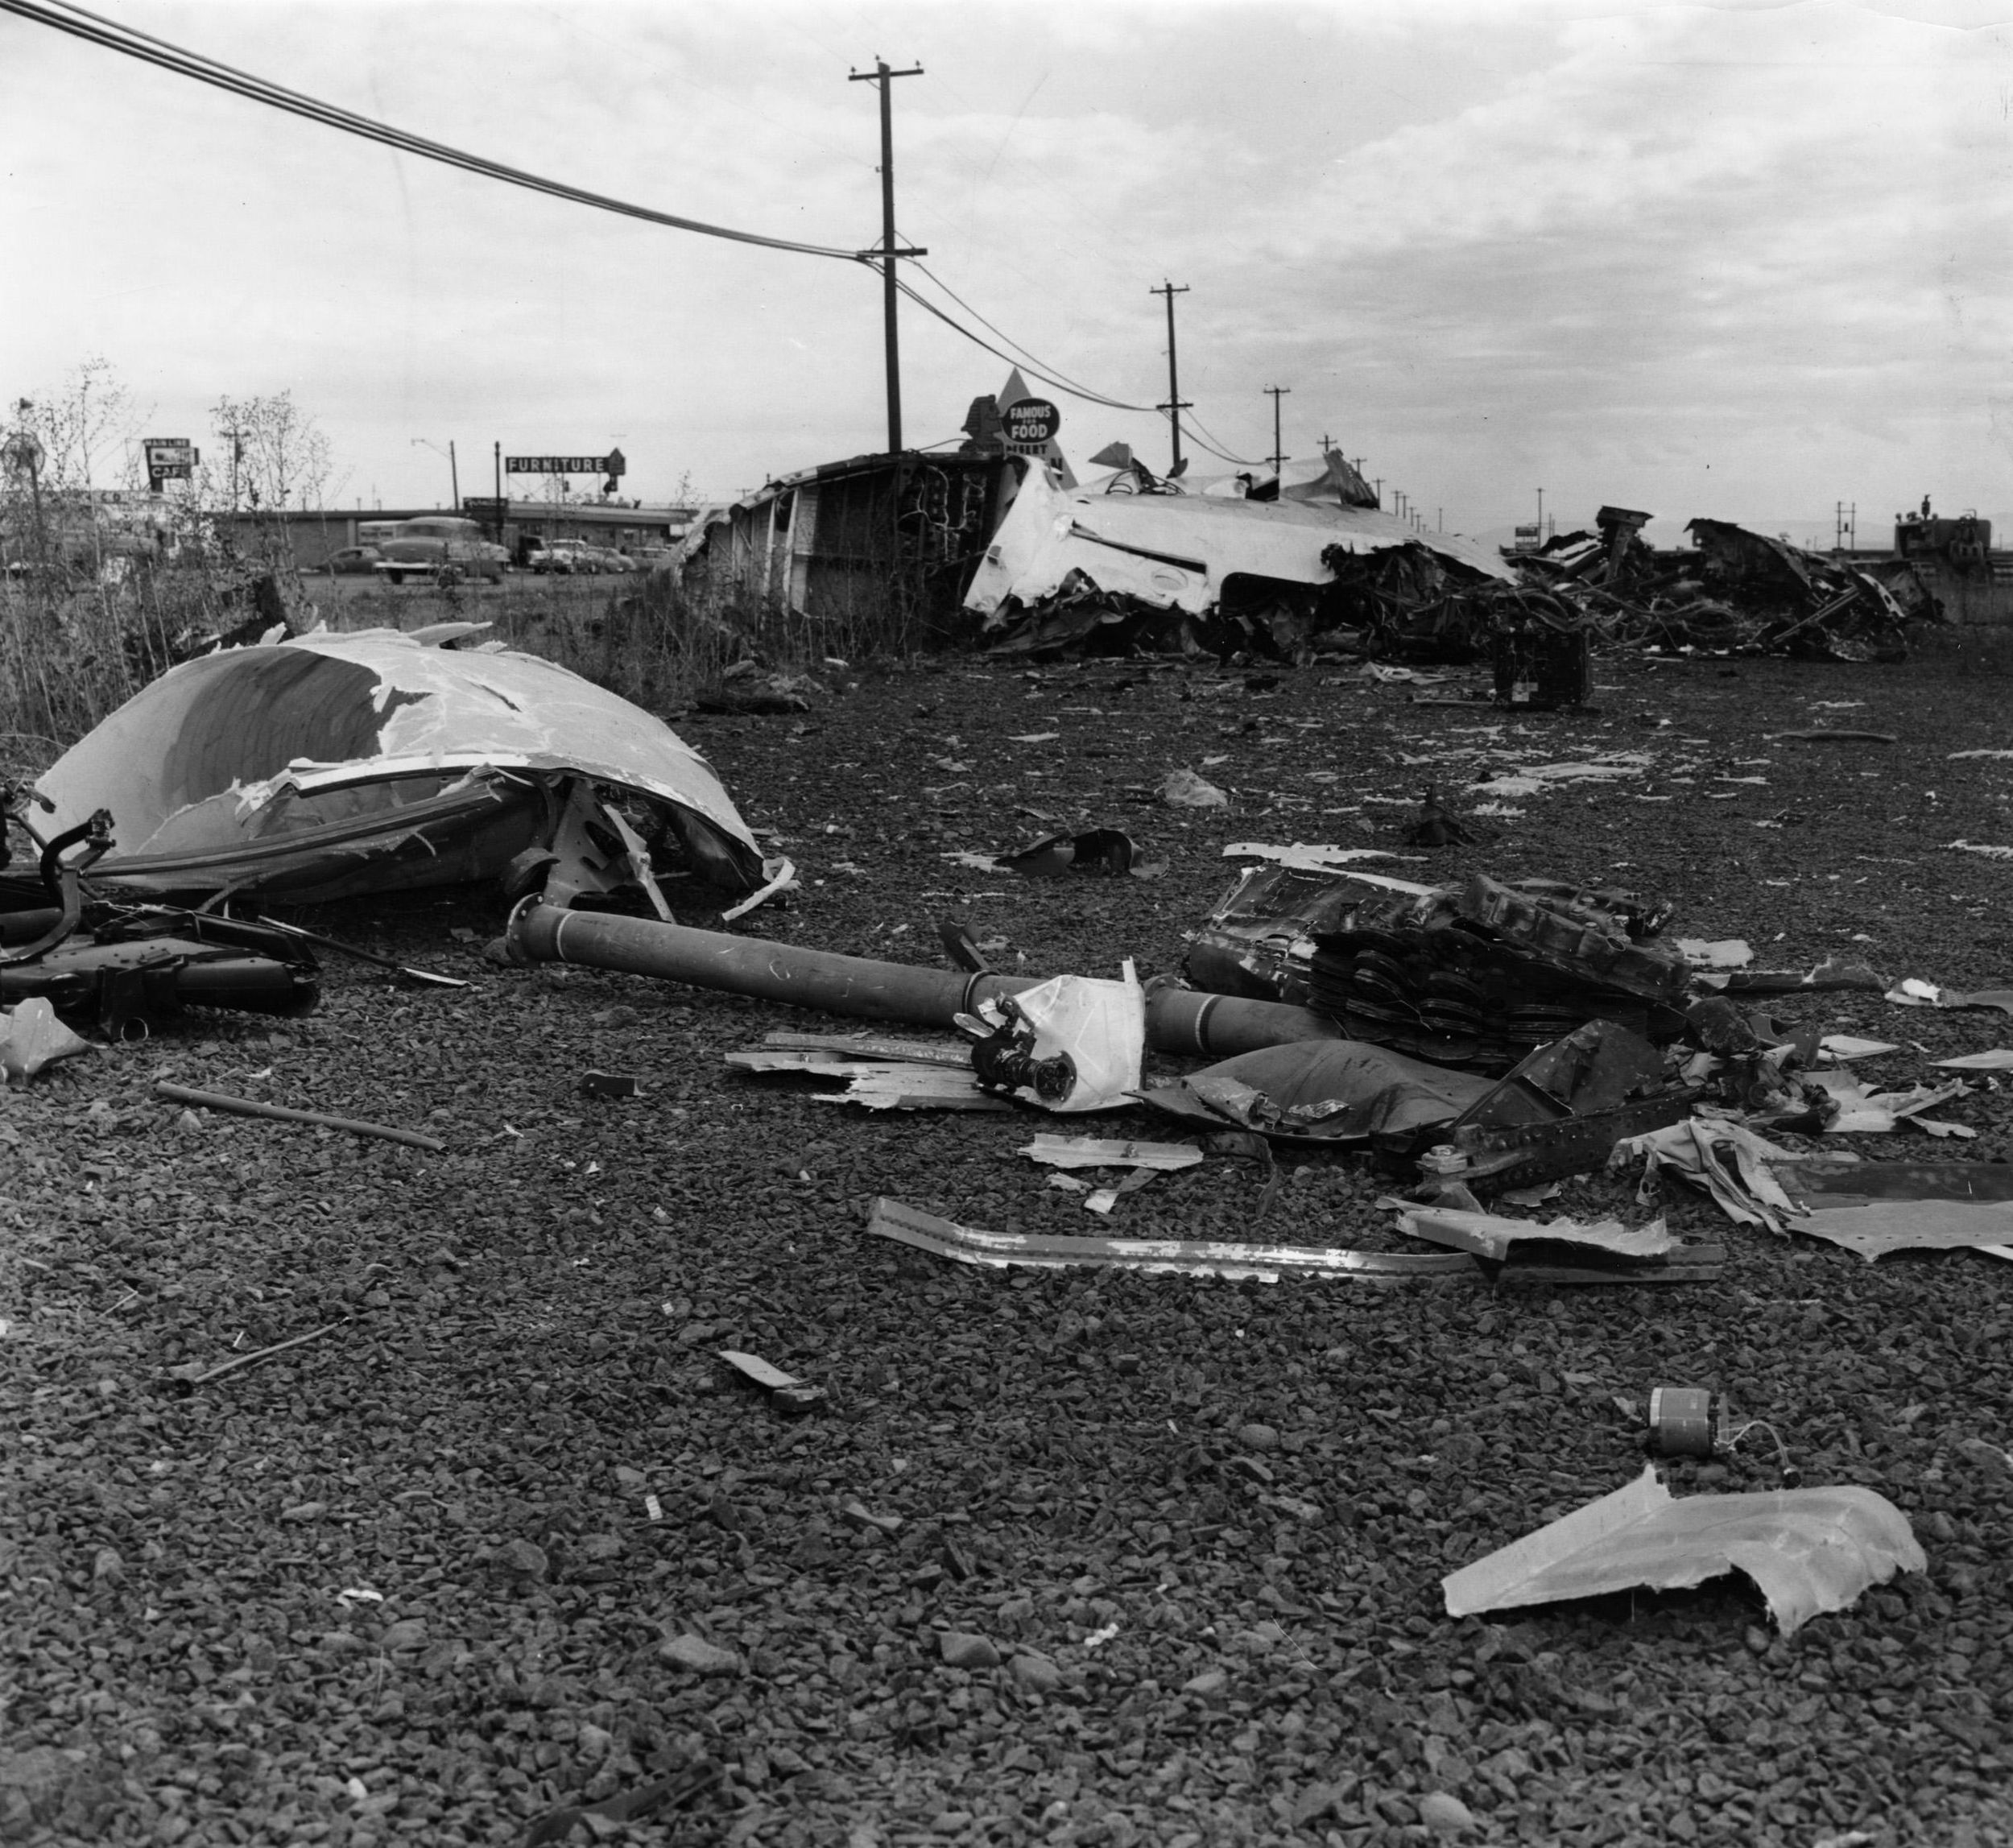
[1150, 280, 1192, 473]
[227, 428, 246, 514]
[494, 442, 505, 545]
[1373, 476, 1383, 506]
[849, 57, 925, 457]
[1535, 486, 1544, 540]
[1263, 385, 1290, 475]
[412, 438, 459, 507]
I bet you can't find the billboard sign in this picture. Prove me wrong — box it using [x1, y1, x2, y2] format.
[143, 438, 198, 486]
[506, 453, 623, 476]
[1002, 398, 1060, 448]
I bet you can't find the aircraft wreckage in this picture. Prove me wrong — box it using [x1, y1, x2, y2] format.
[965, 453, 1519, 656]
[3, 626, 777, 1033]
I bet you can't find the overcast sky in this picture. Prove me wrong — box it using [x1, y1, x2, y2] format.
[5, 0, 2011, 543]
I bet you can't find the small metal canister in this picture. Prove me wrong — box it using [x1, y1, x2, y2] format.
[1648, 1387, 1717, 1457]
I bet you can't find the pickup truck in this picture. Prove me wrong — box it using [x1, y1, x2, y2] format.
[373, 516, 510, 585]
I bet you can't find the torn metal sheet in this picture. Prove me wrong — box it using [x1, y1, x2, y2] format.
[1136, 1039, 1495, 1145]
[1442, 1463, 1925, 1635]
[1807, 1069, 1974, 1137]
[1019, 1135, 1205, 1172]
[1612, 1119, 1802, 1231]
[33, 630, 764, 901]
[761, 1030, 973, 1069]
[949, 829, 1163, 881]
[1885, 978, 2013, 1015]
[1221, 843, 1416, 874]
[1467, 755, 1652, 800]
[1822, 1036, 1900, 1060]
[1775, 1157, 2013, 1207]
[1386, 1203, 1680, 1263]
[717, 1350, 827, 1415]
[1083, 1168, 1159, 1215]
[1678, 939, 1754, 969]
[1784, 1201, 2013, 1262]
[1430, 1019, 1699, 1189]
[1772, 1158, 2013, 1262]
[1696, 960, 1885, 996]
[725, 1049, 1007, 1113]
[864, 1197, 1474, 1283]
[1932, 1048, 2013, 1070]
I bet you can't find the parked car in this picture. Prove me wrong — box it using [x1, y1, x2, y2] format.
[323, 545, 383, 575]
[585, 547, 634, 574]
[373, 516, 509, 585]
[530, 540, 597, 575]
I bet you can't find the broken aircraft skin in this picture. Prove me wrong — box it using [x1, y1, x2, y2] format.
[30, 627, 767, 906]
[965, 454, 1516, 659]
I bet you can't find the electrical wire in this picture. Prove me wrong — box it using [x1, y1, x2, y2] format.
[891, 275, 1155, 413]
[909, 260, 1142, 411]
[1183, 412, 1263, 470]
[10, 0, 1267, 465]
[2, 0, 870, 263]
[907, 260, 1265, 467]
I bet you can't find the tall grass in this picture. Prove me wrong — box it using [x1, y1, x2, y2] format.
[0, 556, 930, 781]
[0, 565, 270, 776]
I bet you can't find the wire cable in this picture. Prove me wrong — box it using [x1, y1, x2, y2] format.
[1183, 411, 1263, 470]
[907, 258, 1262, 466]
[2, 0, 871, 263]
[9, 0, 1264, 463]
[891, 276, 1156, 413]
[909, 260, 1140, 411]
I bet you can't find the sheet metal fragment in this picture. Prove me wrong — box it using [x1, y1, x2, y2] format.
[1019, 1135, 1205, 1172]
[1442, 1463, 1925, 1635]
[863, 1198, 1473, 1284]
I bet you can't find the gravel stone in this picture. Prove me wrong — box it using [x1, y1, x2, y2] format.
[938, 1631, 1000, 1668]
[659, 1634, 742, 1676]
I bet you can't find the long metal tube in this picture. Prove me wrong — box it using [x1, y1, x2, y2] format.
[509, 904, 1341, 1060]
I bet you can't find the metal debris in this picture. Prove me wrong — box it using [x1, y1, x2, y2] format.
[1443, 1463, 1926, 1635]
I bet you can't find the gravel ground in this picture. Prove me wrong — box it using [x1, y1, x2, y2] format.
[3, 644, 2010, 1848]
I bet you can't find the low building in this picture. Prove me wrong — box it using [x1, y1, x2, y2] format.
[673, 453, 1016, 635]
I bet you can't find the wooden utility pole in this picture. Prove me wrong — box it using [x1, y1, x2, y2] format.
[1263, 385, 1290, 476]
[849, 58, 925, 457]
[1150, 281, 1192, 474]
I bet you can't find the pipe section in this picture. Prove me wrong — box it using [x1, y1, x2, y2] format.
[509, 903, 1342, 1060]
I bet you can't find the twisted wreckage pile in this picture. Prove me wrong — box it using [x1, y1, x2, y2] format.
[966, 457, 1940, 675]
[2, 627, 1981, 1630]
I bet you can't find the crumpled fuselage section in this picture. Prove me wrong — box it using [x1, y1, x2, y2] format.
[32, 630, 766, 902]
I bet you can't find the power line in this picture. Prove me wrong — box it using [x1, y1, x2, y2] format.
[10, 0, 1262, 468]
[890, 278, 1153, 412]
[908, 260, 1147, 411]
[2, 0, 869, 263]
[1181, 411, 1262, 469]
